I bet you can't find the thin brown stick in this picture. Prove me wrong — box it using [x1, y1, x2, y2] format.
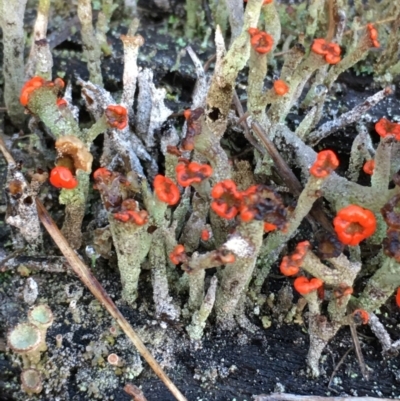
[325, 0, 335, 42]
[349, 322, 369, 380]
[328, 347, 353, 391]
[254, 395, 394, 401]
[343, 17, 397, 36]
[0, 135, 187, 401]
[251, 121, 303, 195]
[250, 121, 333, 233]
[232, 91, 265, 154]
[203, 53, 216, 72]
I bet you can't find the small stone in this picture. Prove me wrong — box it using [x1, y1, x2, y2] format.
[23, 278, 38, 305]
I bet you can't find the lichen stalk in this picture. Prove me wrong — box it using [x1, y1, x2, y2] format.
[180, 192, 209, 252]
[357, 256, 400, 312]
[304, 0, 324, 40]
[226, 0, 244, 42]
[59, 171, 90, 249]
[120, 32, 144, 110]
[307, 314, 342, 377]
[108, 216, 152, 305]
[29, 89, 81, 138]
[5, 164, 43, 250]
[347, 124, 374, 182]
[215, 220, 264, 328]
[370, 137, 392, 197]
[206, 0, 263, 122]
[186, 275, 218, 341]
[247, 50, 268, 122]
[261, 2, 281, 53]
[25, 0, 52, 80]
[95, 0, 117, 56]
[77, 0, 103, 86]
[267, 53, 326, 125]
[149, 228, 180, 320]
[185, 0, 202, 39]
[0, 0, 28, 126]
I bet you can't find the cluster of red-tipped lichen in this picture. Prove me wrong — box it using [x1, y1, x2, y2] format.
[175, 160, 213, 187]
[278, 145, 378, 297]
[113, 199, 148, 226]
[367, 23, 380, 48]
[20, 76, 65, 107]
[311, 38, 341, 64]
[308, 150, 377, 246]
[209, 180, 288, 232]
[279, 241, 323, 296]
[154, 159, 213, 206]
[105, 105, 128, 130]
[280, 241, 310, 277]
[310, 150, 339, 178]
[248, 28, 274, 54]
[375, 118, 400, 140]
[92, 167, 148, 225]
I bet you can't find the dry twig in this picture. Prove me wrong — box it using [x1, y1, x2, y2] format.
[327, 347, 353, 391]
[349, 322, 369, 380]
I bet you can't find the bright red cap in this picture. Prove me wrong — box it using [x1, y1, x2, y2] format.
[175, 162, 213, 187]
[105, 105, 128, 130]
[49, 166, 78, 189]
[248, 28, 274, 54]
[169, 244, 187, 265]
[363, 159, 375, 175]
[280, 241, 310, 276]
[294, 276, 323, 295]
[311, 39, 341, 64]
[333, 205, 376, 246]
[154, 175, 180, 205]
[273, 80, 289, 96]
[211, 180, 243, 219]
[310, 150, 339, 178]
[20, 76, 46, 106]
[375, 118, 400, 140]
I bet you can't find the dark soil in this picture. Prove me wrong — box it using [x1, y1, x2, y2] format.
[1, 260, 400, 401]
[1, 2, 400, 401]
